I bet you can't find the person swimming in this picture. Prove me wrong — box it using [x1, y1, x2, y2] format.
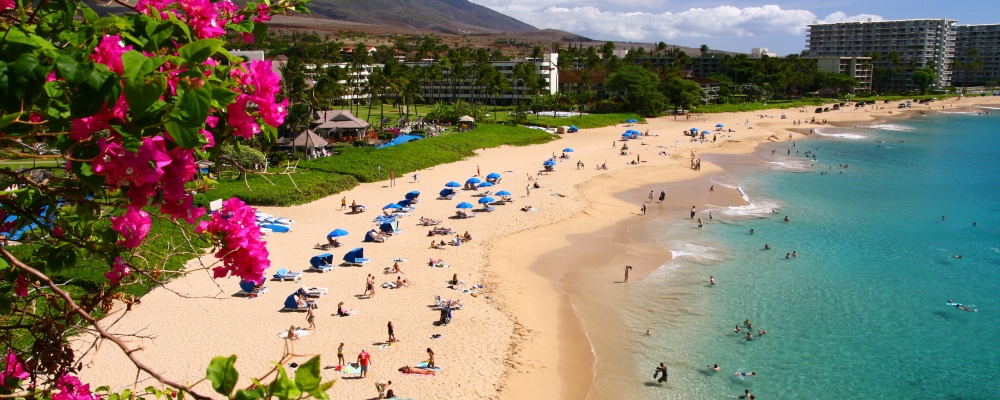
[708, 364, 720, 371]
[736, 371, 757, 377]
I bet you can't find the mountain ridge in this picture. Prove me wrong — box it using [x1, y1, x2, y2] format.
[307, 0, 537, 34]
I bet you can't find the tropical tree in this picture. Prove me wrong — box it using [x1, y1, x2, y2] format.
[662, 77, 705, 112]
[912, 68, 936, 94]
[0, 1, 338, 399]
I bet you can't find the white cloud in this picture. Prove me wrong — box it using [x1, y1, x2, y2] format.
[471, 1, 882, 43]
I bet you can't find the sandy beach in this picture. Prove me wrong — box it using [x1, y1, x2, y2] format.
[76, 96, 1000, 399]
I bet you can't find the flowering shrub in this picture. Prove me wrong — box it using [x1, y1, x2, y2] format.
[0, 0, 330, 398]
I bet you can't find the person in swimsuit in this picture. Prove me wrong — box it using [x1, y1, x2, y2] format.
[426, 348, 435, 368]
[387, 321, 396, 343]
[338, 343, 345, 366]
[654, 363, 668, 383]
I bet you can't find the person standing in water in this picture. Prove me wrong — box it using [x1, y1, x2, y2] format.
[659, 190, 666, 202]
[654, 363, 668, 384]
[624, 265, 632, 282]
[710, 276, 716, 285]
[690, 206, 696, 219]
[648, 191, 654, 202]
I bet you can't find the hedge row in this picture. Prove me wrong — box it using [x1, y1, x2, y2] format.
[194, 169, 359, 207]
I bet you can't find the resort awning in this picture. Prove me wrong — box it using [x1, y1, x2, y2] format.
[292, 130, 327, 147]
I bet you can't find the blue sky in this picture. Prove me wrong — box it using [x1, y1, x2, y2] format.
[469, 1, 995, 55]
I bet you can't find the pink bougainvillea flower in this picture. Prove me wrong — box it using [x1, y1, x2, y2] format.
[1, 349, 29, 389]
[241, 32, 255, 44]
[252, 3, 271, 23]
[13, 275, 28, 297]
[200, 130, 216, 150]
[226, 95, 261, 138]
[110, 207, 151, 248]
[91, 35, 132, 75]
[0, 0, 14, 10]
[197, 198, 269, 283]
[52, 372, 97, 400]
[70, 94, 128, 141]
[103, 257, 132, 286]
[93, 135, 172, 207]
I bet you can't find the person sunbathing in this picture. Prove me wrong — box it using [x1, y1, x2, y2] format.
[430, 240, 442, 249]
[435, 296, 461, 308]
[398, 366, 435, 376]
[337, 302, 350, 317]
[384, 262, 404, 274]
[327, 237, 340, 247]
[463, 231, 472, 242]
[395, 276, 409, 288]
[286, 325, 299, 340]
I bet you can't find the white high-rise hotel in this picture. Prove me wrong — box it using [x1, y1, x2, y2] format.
[807, 19, 1000, 91]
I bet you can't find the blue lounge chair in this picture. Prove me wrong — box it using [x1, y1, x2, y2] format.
[237, 279, 269, 297]
[343, 247, 371, 266]
[307, 253, 335, 273]
[260, 223, 290, 233]
[379, 220, 401, 236]
[439, 188, 455, 200]
[364, 229, 386, 243]
[272, 268, 302, 281]
[282, 294, 307, 312]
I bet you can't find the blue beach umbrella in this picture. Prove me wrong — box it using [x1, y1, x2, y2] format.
[690, 127, 699, 132]
[383, 203, 402, 210]
[563, 148, 574, 152]
[496, 190, 512, 196]
[543, 160, 557, 166]
[486, 172, 502, 179]
[715, 123, 724, 127]
[625, 119, 638, 123]
[479, 182, 495, 188]
[621, 133, 631, 138]
[466, 177, 482, 184]
[445, 181, 461, 188]
[456, 202, 474, 209]
[327, 229, 349, 238]
[478, 197, 495, 204]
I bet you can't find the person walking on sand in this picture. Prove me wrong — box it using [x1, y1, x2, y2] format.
[624, 265, 632, 282]
[413, 171, 419, 183]
[388, 321, 396, 343]
[648, 191, 654, 203]
[641, 204, 646, 215]
[357, 348, 371, 378]
[659, 189, 666, 202]
[341, 197, 347, 210]
[306, 303, 316, 330]
[477, 165, 481, 177]
[654, 363, 668, 384]
[338, 343, 345, 366]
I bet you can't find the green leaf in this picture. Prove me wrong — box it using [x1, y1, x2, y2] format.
[82, 6, 98, 24]
[205, 355, 239, 396]
[252, 23, 268, 47]
[267, 365, 301, 400]
[178, 39, 224, 64]
[180, 86, 212, 126]
[0, 112, 22, 130]
[293, 356, 322, 393]
[211, 86, 238, 108]
[165, 118, 202, 149]
[233, 387, 264, 400]
[121, 51, 165, 80]
[124, 75, 166, 119]
[56, 56, 88, 86]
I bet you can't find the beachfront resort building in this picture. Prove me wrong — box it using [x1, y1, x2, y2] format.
[953, 24, 1000, 87]
[806, 19, 957, 91]
[810, 56, 874, 93]
[405, 53, 559, 105]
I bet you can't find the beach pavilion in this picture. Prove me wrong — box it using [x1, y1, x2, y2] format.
[312, 110, 371, 142]
[457, 115, 476, 131]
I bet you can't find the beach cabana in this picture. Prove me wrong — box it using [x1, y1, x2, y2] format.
[397, 199, 414, 208]
[457, 115, 476, 131]
[343, 247, 371, 266]
[308, 253, 335, 273]
[379, 220, 400, 235]
[237, 279, 269, 297]
[439, 188, 456, 199]
[405, 191, 420, 201]
[313, 110, 371, 141]
[364, 229, 385, 243]
[283, 294, 306, 311]
[292, 129, 327, 148]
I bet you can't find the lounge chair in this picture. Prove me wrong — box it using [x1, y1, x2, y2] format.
[433, 296, 462, 309]
[380, 221, 401, 236]
[236, 280, 269, 297]
[272, 268, 302, 281]
[282, 294, 310, 312]
[482, 206, 496, 212]
[364, 230, 386, 243]
[297, 286, 329, 298]
[343, 247, 371, 266]
[420, 217, 441, 226]
[455, 210, 476, 219]
[307, 253, 336, 273]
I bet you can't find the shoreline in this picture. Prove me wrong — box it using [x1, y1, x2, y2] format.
[76, 96, 1000, 400]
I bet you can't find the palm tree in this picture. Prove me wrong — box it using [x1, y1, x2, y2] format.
[486, 69, 510, 122]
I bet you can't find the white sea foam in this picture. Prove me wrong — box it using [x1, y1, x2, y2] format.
[866, 123, 914, 132]
[974, 106, 1000, 110]
[766, 159, 812, 171]
[814, 131, 868, 140]
[721, 199, 782, 217]
[668, 243, 718, 263]
[938, 111, 979, 115]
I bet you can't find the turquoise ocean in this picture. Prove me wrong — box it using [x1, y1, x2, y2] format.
[581, 110, 1000, 399]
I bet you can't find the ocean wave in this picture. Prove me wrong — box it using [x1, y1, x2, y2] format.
[814, 131, 868, 140]
[938, 111, 979, 115]
[668, 243, 719, 263]
[866, 123, 914, 132]
[721, 199, 782, 217]
[766, 159, 813, 171]
[974, 106, 1000, 110]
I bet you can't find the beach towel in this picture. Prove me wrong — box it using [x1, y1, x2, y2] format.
[277, 329, 309, 339]
[340, 363, 361, 374]
[415, 362, 442, 371]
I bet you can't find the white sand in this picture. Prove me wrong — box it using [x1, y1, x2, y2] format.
[77, 97, 1000, 399]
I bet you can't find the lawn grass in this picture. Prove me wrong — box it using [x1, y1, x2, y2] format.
[193, 169, 359, 207]
[300, 123, 557, 182]
[521, 113, 645, 129]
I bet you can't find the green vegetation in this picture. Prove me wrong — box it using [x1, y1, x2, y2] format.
[524, 113, 644, 129]
[300, 124, 556, 183]
[194, 169, 359, 207]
